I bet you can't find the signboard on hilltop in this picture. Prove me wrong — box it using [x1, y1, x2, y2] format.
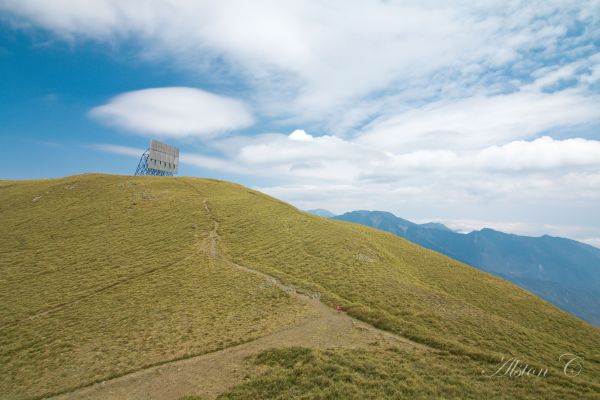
[134, 140, 180, 176]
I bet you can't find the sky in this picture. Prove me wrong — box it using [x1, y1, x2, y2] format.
[1, 1, 599, 246]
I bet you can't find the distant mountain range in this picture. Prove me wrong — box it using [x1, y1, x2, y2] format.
[306, 209, 600, 326]
[305, 209, 337, 218]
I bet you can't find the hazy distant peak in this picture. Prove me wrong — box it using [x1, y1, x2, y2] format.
[305, 209, 336, 218]
[420, 222, 454, 232]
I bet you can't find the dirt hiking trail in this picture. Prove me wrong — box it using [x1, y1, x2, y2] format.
[51, 193, 430, 400]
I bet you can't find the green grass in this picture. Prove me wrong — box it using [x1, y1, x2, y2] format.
[191, 176, 600, 396]
[1, 174, 599, 399]
[215, 346, 600, 400]
[0, 175, 307, 399]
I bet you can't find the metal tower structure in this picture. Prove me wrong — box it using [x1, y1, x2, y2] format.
[134, 140, 179, 176]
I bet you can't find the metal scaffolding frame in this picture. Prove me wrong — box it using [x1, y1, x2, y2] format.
[134, 150, 175, 176]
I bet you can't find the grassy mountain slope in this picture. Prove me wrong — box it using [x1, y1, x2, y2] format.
[0, 175, 307, 399]
[334, 210, 600, 325]
[1, 174, 599, 399]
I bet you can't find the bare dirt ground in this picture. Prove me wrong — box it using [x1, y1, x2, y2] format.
[50, 197, 430, 400]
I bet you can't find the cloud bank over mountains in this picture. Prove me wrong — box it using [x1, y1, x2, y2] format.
[2, 0, 600, 243]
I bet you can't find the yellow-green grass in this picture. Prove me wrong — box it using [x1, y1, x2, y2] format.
[1, 174, 600, 399]
[0, 175, 307, 399]
[194, 177, 600, 392]
[213, 346, 600, 399]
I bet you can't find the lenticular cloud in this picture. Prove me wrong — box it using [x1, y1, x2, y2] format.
[90, 87, 254, 138]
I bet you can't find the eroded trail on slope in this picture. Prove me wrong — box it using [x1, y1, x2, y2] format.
[52, 193, 430, 400]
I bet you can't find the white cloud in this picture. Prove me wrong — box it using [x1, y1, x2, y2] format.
[475, 137, 600, 171]
[179, 153, 248, 175]
[93, 132, 600, 188]
[217, 132, 600, 182]
[89, 87, 254, 138]
[289, 129, 313, 142]
[90, 142, 252, 175]
[88, 143, 142, 157]
[360, 136, 600, 177]
[236, 132, 369, 165]
[358, 90, 600, 152]
[3, 1, 599, 129]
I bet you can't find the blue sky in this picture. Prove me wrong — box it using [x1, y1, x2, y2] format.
[0, 23, 260, 181]
[1, 1, 600, 245]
